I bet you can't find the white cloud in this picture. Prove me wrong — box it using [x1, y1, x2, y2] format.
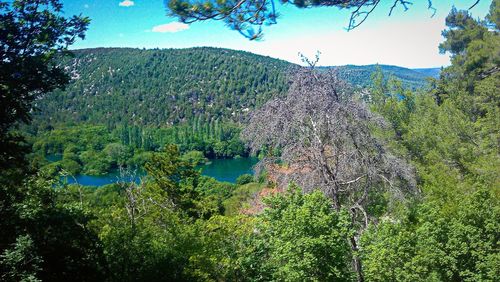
[119, 0, 134, 7]
[152, 22, 189, 33]
[84, 4, 89, 9]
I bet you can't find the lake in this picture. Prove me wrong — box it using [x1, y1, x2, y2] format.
[61, 157, 258, 186]
[199, 157, 258, 183]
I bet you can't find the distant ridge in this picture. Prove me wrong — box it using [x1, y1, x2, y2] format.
[325, 64, 437, 89]
[411, 67, 442, 79]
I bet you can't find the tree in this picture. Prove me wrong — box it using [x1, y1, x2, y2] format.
[360, 3, 499, 280]
[186, 187, 354, 281]
[436, 2, 499, 111]
[403, 2, 499, 205]
[166, 0, 478, 40]
[236, 173, 254, 185]
[369, 67, 416, 138]
[0, 176, 107, 281]
[242, 67, 416, 281]
[361, 188, 499, 281]
[0, 0, 89, 171]
[257, 187, 354, 281]
[0, 235, 42, 282]
[185, 215, 256, 281]
[144, 145, 203, 217]
[0, 1, 96, 280]
[100, 177, 197, 282]
[103, 143, 133, 167]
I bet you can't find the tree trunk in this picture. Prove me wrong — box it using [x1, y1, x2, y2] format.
[350, 235, 364, 282]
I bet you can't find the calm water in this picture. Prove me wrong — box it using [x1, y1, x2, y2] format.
[61, 172, 141, 187]
[198, 157, 258, 183]
[61, 157, 258, 186]
[46, 154, 62, 162]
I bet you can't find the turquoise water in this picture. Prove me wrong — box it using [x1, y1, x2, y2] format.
[46, 154, 63, 162]
[61, 157, 258, 186]
[198, 157, 258, 183]
[61, 172, 141, 187]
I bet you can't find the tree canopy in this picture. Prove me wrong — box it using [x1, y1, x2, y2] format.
[0, 0, 498, 281]
[165, 0, 479, 39]
[0, 0, 89, 170]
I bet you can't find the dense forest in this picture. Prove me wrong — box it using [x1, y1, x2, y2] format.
[26, 48, 290, 173]
[33, 47, 290, 127]
[33, 47, 434, 128]
[29, 123, 246, 176]
[1, 0, 498, 281]
[33, 47, 435, 129]
[327, 64, 438, 89]
[26, 47, 437, 175]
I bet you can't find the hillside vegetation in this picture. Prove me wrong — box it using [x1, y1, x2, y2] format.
[2, 0, 497, 281]
[27, 48, 437, 174]
[34, 47, 434, 129]
[332, 64, 437, 89]
[35, 47, 290, 128]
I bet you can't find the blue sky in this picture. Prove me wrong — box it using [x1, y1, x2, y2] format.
[63, 0, 491, 68]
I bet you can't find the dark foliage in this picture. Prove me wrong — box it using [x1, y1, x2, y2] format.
[0, 0, 89, 170]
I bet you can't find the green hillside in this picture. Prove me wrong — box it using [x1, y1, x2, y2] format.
[34, 47, 291, 128]
[411, 67, 442, 78]
[34, 48, 435, 129]
[3, 1, 498, 281]
[331, 64, 436, 89]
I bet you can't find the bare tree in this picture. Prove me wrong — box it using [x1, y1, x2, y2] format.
[242, 67, 416, 281]
[118, 167, 145, 228]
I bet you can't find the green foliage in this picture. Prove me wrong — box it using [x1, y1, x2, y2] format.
[182, 150, 208, 165]
[27, 48, 435, 170]
[0, 1, 110, 281]
[103, 214, 194, 281]
[32, 48, 433, 131]
[334, 64, 435, 90]
[99, 187, 197, 282]
[33, 47, 290, 128]
[94, 151, 238, 281]
[362, 2, 500, 281]
[58, 158, 82, 175]
[185, 187, 356, 281]
[0, 235, 42, 282]
[128, 151, 153, 168]
[1, 1, 499, 280]
[370, 67, 416, 138]
[255, 187, 354, 281]
[0, 176, 106, 281]
[223, 182, 265, 216]
[0, 0, 89, 170]
[361, 189, 499, 282]
[236, 173, 254, 185]
[196, 176, 235, 215]
[145, 145, 202, 216]
[30, 122, 252, 175]
[104, 143, 133, 167]
[185, 215, 256, 281]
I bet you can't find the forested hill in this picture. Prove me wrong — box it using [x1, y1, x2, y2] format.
[411, 67, 441, 78]
[35, 47, 291, 128]
[331, 64, 438, 89]
[34, 47, 435, 128]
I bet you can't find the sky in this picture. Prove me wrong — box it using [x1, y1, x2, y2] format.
[62, 0, 492, 68]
